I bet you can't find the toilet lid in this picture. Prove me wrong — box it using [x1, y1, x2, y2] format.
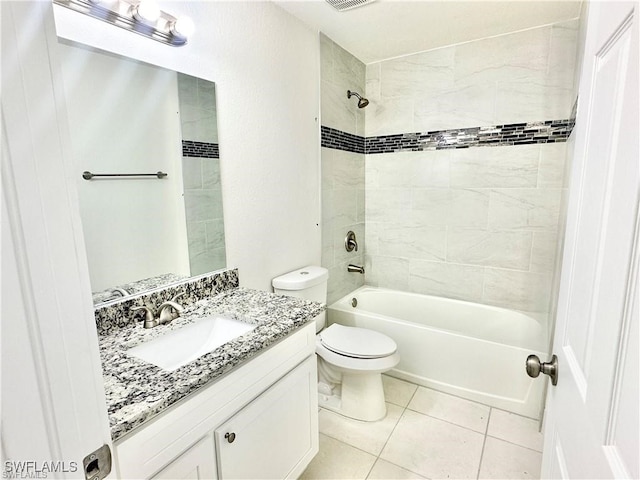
[320, 324, 397, 359]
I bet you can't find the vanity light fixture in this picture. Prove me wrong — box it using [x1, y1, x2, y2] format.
[53, 0, 194, 46]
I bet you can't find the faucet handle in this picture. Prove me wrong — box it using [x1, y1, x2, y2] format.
[345, 231, 358, 252]
[131, 305, 158, 329]
[158, 294, 185, 325]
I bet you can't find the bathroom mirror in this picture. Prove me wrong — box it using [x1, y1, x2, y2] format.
[57, 40, 226, 305]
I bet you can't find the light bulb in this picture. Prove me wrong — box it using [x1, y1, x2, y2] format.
[170, 16, 195, 41]
[88, 0, 119, 8]
[133, 0, 161, 25]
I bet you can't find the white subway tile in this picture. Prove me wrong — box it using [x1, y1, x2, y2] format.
[365, 152, 414, 188]
[377, 223, 447, 262]
[330, 149, 365, 189]
[366, 254, 410, 290]
[483, 268, 552, 312]
[494, 80, 573, 124]
[538, 142, 568, 187]
[380, 47, 455, 99]
[530, 231, 559, 273]
[408, 260, 485, 302]
[454, 27, 550, 87]
[410, 150, 451, 188]
[322, 80, 358, 134]
[366, 188, 413, 224]
[365, 97, 414, 137]
[488, 188, 562, 230]
[447, 228, 533, 270]
[547, 19, 580, 90]
[412, 188, 490, 227]
[450, 144, 539, 188]
[414, 83, 496, 133]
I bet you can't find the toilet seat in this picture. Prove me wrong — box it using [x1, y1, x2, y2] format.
[319, 323, 397, 358]
[316, 339, 400, 374]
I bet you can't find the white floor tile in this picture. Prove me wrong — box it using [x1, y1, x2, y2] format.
[487, 409, 544, 452]
[408, 386, 490, 433]
[479, 436, 542, 479]
[319, 403, 404, 455]
[380, 409, 485, 480]
[300, 434, 376, 480]
[382, 375, 418, 407]
[367, 459, 428, 479]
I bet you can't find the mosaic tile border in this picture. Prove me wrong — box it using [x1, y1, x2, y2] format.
[94, 268, 239, 335]
[182, 140, 220, 159]
[321, 126, 365, 154]
[322, 119, 576, 155]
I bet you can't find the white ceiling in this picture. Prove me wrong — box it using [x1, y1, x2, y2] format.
[274, 0, 582, 64]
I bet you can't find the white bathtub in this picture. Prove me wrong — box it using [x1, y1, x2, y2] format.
[328, 286, 548, 418]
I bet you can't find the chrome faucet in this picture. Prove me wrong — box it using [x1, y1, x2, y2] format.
[158, 292, 185, 325]
[347, 264, 365, 274]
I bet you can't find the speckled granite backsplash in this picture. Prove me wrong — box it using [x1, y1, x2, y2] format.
[94, 268, 239, 335]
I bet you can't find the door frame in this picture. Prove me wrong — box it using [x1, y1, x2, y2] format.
[2, 0, 113, 476]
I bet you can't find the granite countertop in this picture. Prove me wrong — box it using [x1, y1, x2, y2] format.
[99, 287, 324, 441]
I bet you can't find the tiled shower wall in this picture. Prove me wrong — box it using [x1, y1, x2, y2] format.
[321, 34, 366, 305]
[364, 20, 579, 316]
[178, 74, 226, 276]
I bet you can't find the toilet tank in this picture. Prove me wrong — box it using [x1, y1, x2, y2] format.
[272, 266, 328, 333]
[272, 266, 328, 303]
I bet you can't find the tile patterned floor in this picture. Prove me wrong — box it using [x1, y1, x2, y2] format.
[301, 375, 543, 480]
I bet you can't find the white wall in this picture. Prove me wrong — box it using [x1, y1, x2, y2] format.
[53, 1, 321, 291]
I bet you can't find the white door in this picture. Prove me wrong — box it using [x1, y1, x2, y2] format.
[540, 1, 639, 478]
[1, 1, 113, 478]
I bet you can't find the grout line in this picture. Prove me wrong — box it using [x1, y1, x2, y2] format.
[318, 431, 376, 458]
[365, 386, 419, 479]
[404, 405, 489, 436]
[485, 434, 544, 454]
[476, 407, 493, 480]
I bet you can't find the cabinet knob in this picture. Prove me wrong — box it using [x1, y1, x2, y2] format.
[224, 432, 236, 443]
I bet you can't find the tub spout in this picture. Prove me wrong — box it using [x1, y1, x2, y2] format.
[347, 264, 365, 274]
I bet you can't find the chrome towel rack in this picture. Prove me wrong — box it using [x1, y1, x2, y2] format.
[82, 171, 168, 180]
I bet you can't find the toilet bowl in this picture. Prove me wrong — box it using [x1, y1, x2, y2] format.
[316, 323, 400, 421]
[272, 266, 400, 422]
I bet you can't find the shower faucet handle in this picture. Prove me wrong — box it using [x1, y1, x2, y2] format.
[345, 231, 358, 252]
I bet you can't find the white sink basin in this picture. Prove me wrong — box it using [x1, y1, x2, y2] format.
[128, 315, 256, 372]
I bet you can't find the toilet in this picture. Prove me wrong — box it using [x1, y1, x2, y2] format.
[272, 266, 400, 421]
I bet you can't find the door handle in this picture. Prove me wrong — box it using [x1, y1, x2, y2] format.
[526, 354, 558, 386]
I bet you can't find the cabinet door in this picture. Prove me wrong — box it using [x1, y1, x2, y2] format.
[152, 435, 217, 480]
[215, 356, 318, 479]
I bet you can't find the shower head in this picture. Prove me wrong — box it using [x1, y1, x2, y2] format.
[347, 90, 369, 108]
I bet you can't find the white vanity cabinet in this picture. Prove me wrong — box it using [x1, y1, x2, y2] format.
[151, 435, 216, 480]
[113, 322, 318, 480]
[215, 355, 317, 479]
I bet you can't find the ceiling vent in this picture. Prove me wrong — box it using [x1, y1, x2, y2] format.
[325, 0, 376, 12]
